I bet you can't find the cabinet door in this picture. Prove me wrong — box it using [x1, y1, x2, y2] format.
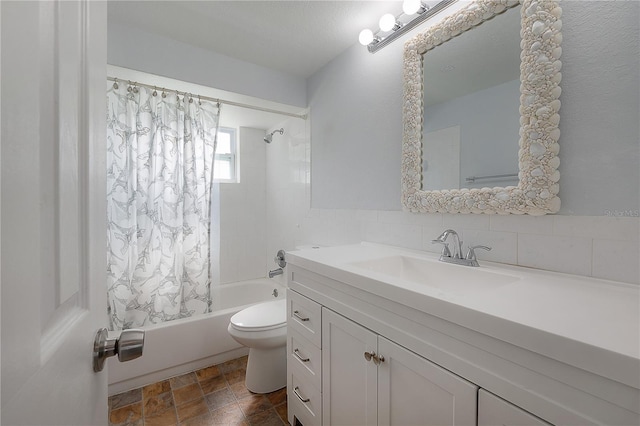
[378, 337, 478, 426]
[478, 389, 552, 426]
[322, 308, 378, 426]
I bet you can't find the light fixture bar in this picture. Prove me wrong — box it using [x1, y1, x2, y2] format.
[367, 0, 457, 54]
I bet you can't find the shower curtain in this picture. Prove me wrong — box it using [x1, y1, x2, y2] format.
[106, 82, 220, 330]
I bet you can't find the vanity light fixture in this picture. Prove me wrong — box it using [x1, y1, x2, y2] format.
[358, 28, 376, 46]
[379, 13, 399, 32]
[403, 0, 423, 15]
[359, 0, 456, 53]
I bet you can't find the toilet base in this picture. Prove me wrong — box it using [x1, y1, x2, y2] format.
[244, 345, 287, 394]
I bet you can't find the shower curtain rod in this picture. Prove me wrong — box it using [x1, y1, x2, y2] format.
[107, 76, 308, 120]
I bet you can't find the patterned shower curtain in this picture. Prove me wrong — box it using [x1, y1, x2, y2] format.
[106, 82, 220, 330]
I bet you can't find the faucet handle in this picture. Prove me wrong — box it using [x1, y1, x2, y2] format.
[274, 249, 286, 268]
[431, 240, 452, 257]
[465, 245, 492, 261]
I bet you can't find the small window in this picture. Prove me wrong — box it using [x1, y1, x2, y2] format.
[214, 127, 237, 183]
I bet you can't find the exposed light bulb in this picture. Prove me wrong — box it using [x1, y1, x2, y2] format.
[379, 13, 396, 32]
[402, 0, 422, 15]
[359, 29, 374, 45]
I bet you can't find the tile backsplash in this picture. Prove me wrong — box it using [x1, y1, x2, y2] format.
[296, 210, 639, 285]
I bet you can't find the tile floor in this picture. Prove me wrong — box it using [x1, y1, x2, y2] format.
[108, 356, 288, 426]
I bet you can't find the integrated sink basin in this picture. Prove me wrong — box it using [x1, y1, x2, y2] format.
[348, 255, 520, 295]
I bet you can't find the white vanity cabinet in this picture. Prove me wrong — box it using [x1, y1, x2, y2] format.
[322, 307, 478, 426]
[286, 244, 640, 426]
[478, 390, 551, 426]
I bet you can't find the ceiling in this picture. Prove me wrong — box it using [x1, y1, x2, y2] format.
[107, 0, 403, 78]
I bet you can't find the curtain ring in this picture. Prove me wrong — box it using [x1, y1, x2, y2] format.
[152, 86, 158, 97]
[162, 89, 166, 98]
[188, 93, 193, 104]
[113, 78, 119, 90]
[132, 82, 139, 94]
[198, 95, 202, 105]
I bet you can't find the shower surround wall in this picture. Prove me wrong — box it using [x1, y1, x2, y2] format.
[219, 128, 268, 283]
[266, 117, 311, 261]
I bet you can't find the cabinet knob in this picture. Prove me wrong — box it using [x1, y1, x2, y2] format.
[372, 353, 385, 365]
[364, 351, 384, 364]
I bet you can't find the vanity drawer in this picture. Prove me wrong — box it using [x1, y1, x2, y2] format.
[288, 329, 322, 390]
[288, 291, 322, 348]
[289, 372, 322, 426]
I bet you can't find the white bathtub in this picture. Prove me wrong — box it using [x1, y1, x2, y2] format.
[107, 278, 286, 395]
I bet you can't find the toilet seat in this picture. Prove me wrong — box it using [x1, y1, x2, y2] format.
[230, 299, 286, 332]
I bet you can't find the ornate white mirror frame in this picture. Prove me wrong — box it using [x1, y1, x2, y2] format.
[402, 0, 562, 215]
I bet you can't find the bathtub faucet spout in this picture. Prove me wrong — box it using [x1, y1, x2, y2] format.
[268, 268, 283, 278]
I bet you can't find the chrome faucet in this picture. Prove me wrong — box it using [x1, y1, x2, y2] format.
[432, 229, 464, 260]
[268, 249, 287, 278]
[269, 268, 283, 278]
[431, 229, 491, 267]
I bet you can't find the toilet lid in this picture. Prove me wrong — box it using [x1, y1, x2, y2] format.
[230, 299, 286, 331]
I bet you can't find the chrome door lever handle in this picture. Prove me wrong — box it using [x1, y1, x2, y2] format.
[93, 327, 145, 372]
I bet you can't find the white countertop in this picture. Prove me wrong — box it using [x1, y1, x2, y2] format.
[286, 243, 640, 389]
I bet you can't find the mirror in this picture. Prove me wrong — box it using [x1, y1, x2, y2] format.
[422, 6, 520, 190]
[402, 0, 563, 215]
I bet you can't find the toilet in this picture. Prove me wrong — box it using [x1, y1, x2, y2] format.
[227, 298, 287, 393]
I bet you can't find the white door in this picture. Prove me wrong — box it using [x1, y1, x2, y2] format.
[377, 337, 478, 426]
[1, 1, 109, 424]
[322, 308, 378, 426]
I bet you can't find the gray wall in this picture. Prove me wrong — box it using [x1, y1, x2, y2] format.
[308, 1, 640, 215]
[108, 22, 307, 108]
[307, 37, 404, 210]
